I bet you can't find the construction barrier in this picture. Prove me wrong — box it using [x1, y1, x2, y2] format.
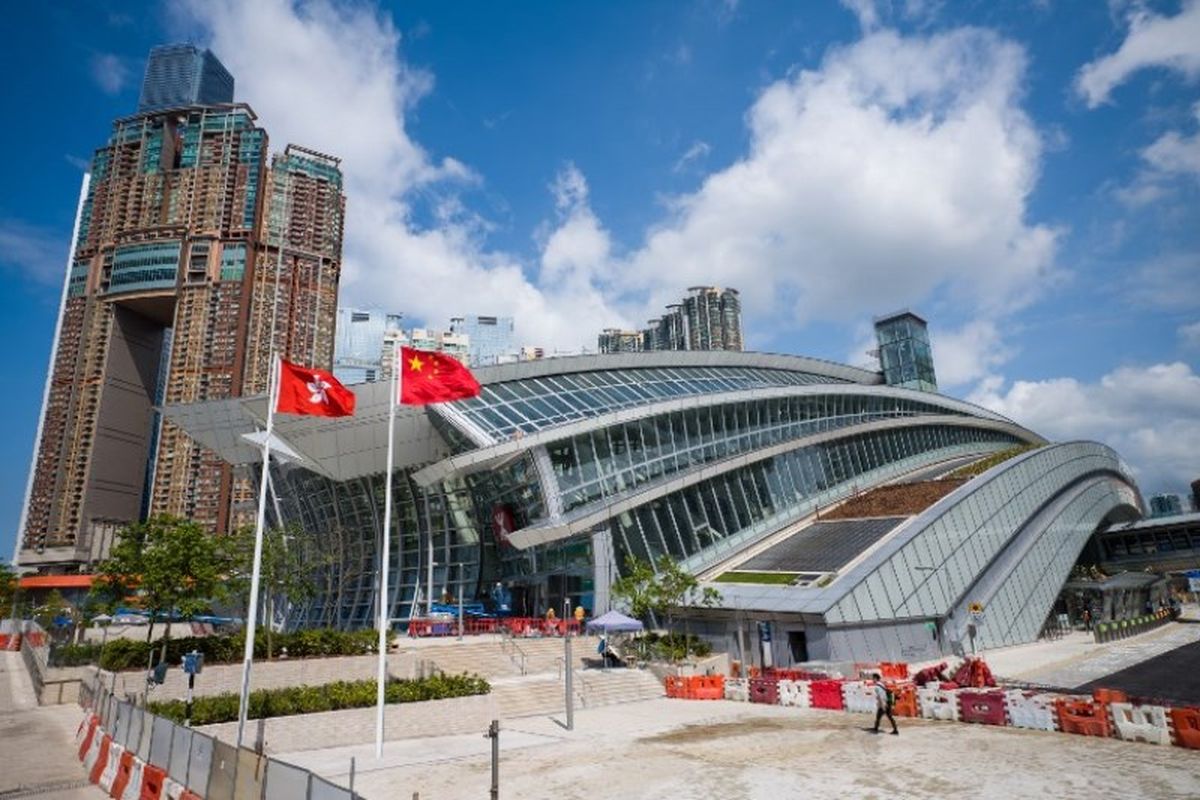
[1168, 707, 1200, 750]
[98, 742, 123, 793]
[748, 677, 780, 705]
[1110, 702, 1172, 745]
[162, 777, 186, 799]
[957, 690, 1008, 726]
[809, 679, 845, 711]
[878, 662, 909, 680]
[886, 682, 919, 718]
[777, 679, 811, 708]
[1056, 697, 1112, 738]
[918, 686, 960, 722]
[78, 715, 99, 760]
[1092, 688, 1129, 705]
[82, 728, 104, 776]
[841, 681, 877, 714]
[1005, 691, 1059, 732]
[110, 750, 136, 799]
[724, 677, 749, 702]
[139, 764, 166, 800]
[664, 675, 688, 699]
[88, 735, 112, 784]
[690, 675, 725, 700]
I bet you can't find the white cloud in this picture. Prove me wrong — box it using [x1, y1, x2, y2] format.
[672, 141, 712, 173]
[622, 28, 1058, 330]
[840, 0, 883, 32]
[182, 0, 623, 350]
[1179, 320, 1200, 349]
[0, 219, 69, 286]
[1141, 103, 1200, 179]
[969, 362, 1200, 494]
[1075, 0, 1200, 108]
[90, 53, 130, 95]
[930, 319, 1013, 388]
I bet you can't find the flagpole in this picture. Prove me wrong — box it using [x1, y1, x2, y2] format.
[237, 352, 279, 747]
[375, 347, 399, 759]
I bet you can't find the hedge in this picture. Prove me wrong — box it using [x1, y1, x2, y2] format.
[148, 673, 491, 725]
[50, 642, 105, 667]
[100, 628, 389, 672]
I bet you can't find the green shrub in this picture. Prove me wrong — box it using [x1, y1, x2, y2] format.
[148, 673, 490, 725]
[637, 632, 711, 662]
[98, 628, 395, 672]
[50, 642, 104, 667]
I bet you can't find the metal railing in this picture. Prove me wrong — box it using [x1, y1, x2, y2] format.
[497, 630, 528, 676]
[80, 673, 361, 799]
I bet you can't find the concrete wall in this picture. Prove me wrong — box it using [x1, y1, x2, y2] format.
[199, 693, 498, 754]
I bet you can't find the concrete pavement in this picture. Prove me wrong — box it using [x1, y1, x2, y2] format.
[0, 650, 104, 799]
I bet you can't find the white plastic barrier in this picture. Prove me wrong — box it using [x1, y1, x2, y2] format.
[724, 678, 749, 702]
[842, 680, 876, 714]
[98, 742, 124, 793]
[75, 714, 95, 749]
[82, 730, 104, 774]
[1111, 702, 1172, 745]
[163, 777, 187, 799]
[120, 758, 144, 800]
[778, 680, 811, 708]
[917, 686, 960, 722]
[1004, 691, 1058, 732]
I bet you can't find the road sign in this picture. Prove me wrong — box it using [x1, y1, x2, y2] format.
[968, 601, 985, 625]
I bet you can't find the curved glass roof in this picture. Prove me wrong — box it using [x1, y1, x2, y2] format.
[447, 365, 851, 442]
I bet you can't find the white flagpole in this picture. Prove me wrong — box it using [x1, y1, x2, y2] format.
[375, 346, 399, 758]
[237, 353, 279, 747]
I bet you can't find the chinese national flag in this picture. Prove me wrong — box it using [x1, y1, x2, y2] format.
[275, 359, 357, 417]
[399, 346, 482, 405]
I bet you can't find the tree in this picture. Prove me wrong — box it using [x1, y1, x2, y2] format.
[226, 524, 319, 658]
[0, 561, 16, 619]
[93, 515, 229, 651]
[610, 556, 723, 660]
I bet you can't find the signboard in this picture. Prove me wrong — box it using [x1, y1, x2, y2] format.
[968, 601, 985, 626]
[182, 651, 204, 675]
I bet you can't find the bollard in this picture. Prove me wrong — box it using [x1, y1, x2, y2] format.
[485, 719, 500, 800]
[565, 636, 574, 731]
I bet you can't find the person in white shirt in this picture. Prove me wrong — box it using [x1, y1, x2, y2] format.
[873, 681, 899, 735]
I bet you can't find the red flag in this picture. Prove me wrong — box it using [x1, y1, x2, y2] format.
[276, 359, 356, 417]
[399, 346, 482, 405]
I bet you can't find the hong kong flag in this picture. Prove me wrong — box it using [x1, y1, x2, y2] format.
[276, 359, 357, 417]
[399, 346, 482, 405]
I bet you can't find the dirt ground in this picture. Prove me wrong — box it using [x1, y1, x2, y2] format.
[289, 698, 1200, 800]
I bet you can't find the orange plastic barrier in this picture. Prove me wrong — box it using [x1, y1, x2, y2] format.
[1169, 707, 1200, 750]
[78, 716, 99, 761]
[689, 675, 725, 700]
[139, 765, 166, 800]
[886, 681, 918, 717]
[88, 735, 112, 784]
[1056, 698, 1112, 738]
[664, 675, 687, 699]
[879, 662, 909, 680]
[1093, 688, 1129, 704]
[110, 751, 135, 799]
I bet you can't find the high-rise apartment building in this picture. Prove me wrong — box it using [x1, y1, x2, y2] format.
[873, 310, 938, 393]
[598, 287, 743, 354]
[1148, 493, 1185, 518]
[137, 44, 235, 114]
[449, 315, 515, 366]
[333, 307, 403, 384]
[18, 45, 345, 572]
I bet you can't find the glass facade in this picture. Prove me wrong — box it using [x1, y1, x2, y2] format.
[450, 366, 850, 443]
[605, 424, 1018, 576]
[137, 44, 235, 114]
[875, 311, 937, 393]
[107, 242, 181, 294]
[449, 315, 516, 367]
[546, 393, 975, 513]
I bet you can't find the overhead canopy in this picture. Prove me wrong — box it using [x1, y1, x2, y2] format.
[586, 610, 644, 633]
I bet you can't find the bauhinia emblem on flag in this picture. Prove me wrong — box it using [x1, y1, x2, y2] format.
[399, 346, 482, 405]
[276, 359, 356, 417]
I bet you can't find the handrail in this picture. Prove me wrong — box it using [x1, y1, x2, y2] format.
[498, 629, 528, 676]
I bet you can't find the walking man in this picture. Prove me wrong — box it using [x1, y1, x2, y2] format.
[873, 681, 899, 735]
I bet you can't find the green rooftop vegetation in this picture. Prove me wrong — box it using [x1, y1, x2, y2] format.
[714, 571, 798, 585]
[947, 444, 1042, 479]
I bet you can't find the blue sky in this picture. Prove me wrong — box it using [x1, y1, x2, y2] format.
[2, 0, 1199, 559]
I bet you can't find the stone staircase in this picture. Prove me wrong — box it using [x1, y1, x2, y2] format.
[412, 635, 602, 680]
[488, 668, 663, 720]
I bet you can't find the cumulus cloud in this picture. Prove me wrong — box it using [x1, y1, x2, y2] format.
[969, 362, 1200, 494]
[930, 320, 1013, 388]
[622, 28, 1058, 329]
[183, 2, 1055, 356]
[0, 219, 70, 286]
[181, 0, 624, 350]
[90, 53, 130, 95]
[1075, 0, 1200, 108]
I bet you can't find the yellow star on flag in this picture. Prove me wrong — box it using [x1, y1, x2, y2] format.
[408, 354, 424, 372]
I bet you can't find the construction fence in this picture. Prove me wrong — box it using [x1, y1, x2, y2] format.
[79, 673, 360, 799]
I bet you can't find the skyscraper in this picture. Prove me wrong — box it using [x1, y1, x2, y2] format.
[873, 310, 938, 393]
[598, 328, 642, 354]
[137, 44, 235, 114]
[18, 45, 345, 572]
[334, 307, 403, 384]
[1148, 493, 1185, 518]
[598, 287, 743, 353]
[449, 315, 515, 366]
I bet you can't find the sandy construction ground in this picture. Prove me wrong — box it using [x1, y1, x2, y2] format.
[282, 697, 1200, 800]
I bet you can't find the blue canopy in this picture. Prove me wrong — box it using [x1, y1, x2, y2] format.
[585, 610, 644, 633]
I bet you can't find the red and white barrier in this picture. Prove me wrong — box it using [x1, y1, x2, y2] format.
[1004, 690, 1059, 732]
[918, 685, 960, 722]
[842, 680, 877, 714]
[118, 756, 144, 800]
[778, 679, 811, 708]
[97, 742, 123, 793]
[1111, 702, 1173, 745]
